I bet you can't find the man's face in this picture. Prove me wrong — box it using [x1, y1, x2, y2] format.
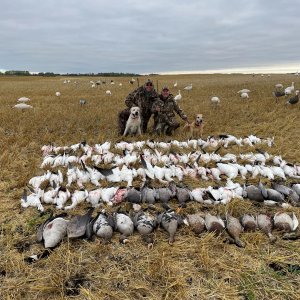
[145, 82, 153, 92]
[162, 88, 170, 98]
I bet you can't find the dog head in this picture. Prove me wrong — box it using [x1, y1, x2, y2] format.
[130, 106, 140, 118]
[195, 114, 203, 126]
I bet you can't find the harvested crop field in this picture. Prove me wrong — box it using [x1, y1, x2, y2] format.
[0, 74, 300, 300]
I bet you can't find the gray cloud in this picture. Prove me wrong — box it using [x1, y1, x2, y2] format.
[0, 0, 300, 73]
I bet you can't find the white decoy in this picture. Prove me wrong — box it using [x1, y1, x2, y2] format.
[55, 92, 61, 97]
[240, 92, 249, 99]
[14, 103, 33, 109]
[237, 89, 251, 94]
[18, 97, 30, 102]
[285, 82, 295, 95]
[119, 83, 123, 86]
[183, 83, 192, 91]
[174, 90, 182, 101]
[174, 81, 178, 87]
[211, 96, 220, 105]
[80, 99, 87, 105]
[106, 90, 112, 96]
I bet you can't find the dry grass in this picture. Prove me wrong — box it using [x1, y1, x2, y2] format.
[0, 74, 300, 300]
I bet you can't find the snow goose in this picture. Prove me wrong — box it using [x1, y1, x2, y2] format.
[174, 90, 182, 101]
[18, 97, 30, 102]
[285, 82, 295, 95]
[237, 89, 250, 94]
[14, 103, 33, 110]
[174, 81, 178, 87]
[183, 83, 192, 91]
[55, 92, 61, 97]
[211, 96, 220, 105]
[240, 92, 249, 99]
[106, 90, 112, 96]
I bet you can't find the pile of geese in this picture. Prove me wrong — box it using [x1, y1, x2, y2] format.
[28, 206, 299, 261]
[22, 135, 300, 212]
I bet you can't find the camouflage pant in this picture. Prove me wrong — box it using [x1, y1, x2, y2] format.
[153, 114, 180, 136]
[118, 108, 152, 135]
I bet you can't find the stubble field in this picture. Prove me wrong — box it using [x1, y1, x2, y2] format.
[0, 74, 300, 300]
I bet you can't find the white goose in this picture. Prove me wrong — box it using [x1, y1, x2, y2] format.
[174, 90, 182, 101]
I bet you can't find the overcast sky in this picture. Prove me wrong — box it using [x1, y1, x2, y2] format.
[1, 0, 300, 74]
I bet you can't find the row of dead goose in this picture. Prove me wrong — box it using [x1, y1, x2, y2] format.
[21, 180, 300, 212]
[34, 208, 299, 253]
[41, 135, 275, 159]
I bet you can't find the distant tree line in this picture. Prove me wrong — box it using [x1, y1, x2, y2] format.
[0, 70, 142, 77]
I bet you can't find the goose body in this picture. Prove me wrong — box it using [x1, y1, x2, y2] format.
[205, 213, 225, 234]
[158, 209, 181, 244]
[14, 103, 33, 109]
[18, 96, 30, 102]
[114, 213, 134, 242]
[273, 212, 298, 232]
[174, 90, 182, 101]
[256, 214, 276, 242]
[41, 217, 68, 248]
[211, 96, 220, 105]
[184, 213, 206, 234]
[93, 211, 114, 241]
[241, 215, 257, 232]
[67, 208, 94, 239]
[226, 215, 245, 247]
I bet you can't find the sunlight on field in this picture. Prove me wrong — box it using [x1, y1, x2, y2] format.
[0, 74, 300, 299]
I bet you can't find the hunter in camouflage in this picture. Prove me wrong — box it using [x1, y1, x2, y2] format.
[118, 79, 159, 135]
[152, 86, 189, 135]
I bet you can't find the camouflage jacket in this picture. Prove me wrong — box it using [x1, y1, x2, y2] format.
[152, 94, 188, 121]
[125, 86, 160, 115]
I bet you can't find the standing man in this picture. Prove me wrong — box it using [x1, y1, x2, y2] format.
[118, 79, 159, 135]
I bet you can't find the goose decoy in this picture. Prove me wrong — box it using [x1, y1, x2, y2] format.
[272, 90, 285, 102]
[286, 90, 299, 105]
[273, 212, 298, 233]
[133, 210, 157, 248]
[158, 208, 182, 244]
[256, 214, 276, 242]
[37, 212, 68, 248]
[241, 215, 257, 232]
[184, 213, 206, 235]
[113, 212, 134, 243]
[205, 213, 225, 235]
[67, 208, 94, 239]
[92, 210, 115, 242]
[226, 215, 245, 247]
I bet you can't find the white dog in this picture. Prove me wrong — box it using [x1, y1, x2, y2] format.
[123, 106, 142, 136]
